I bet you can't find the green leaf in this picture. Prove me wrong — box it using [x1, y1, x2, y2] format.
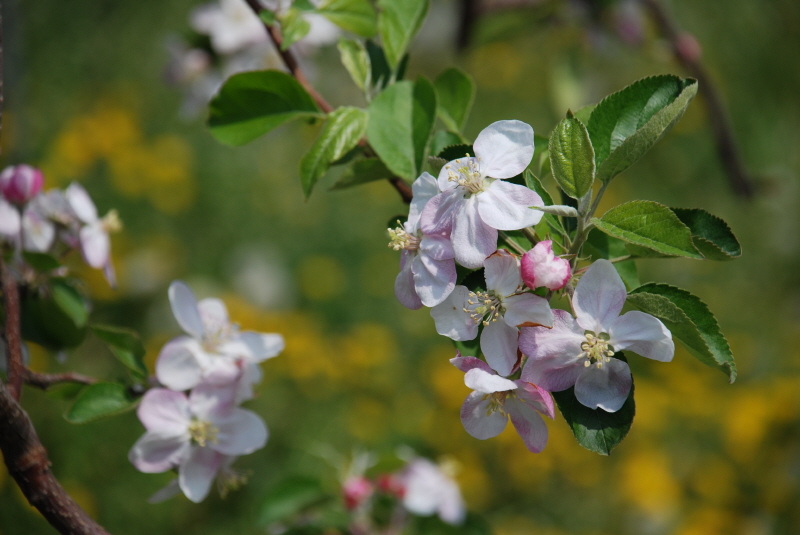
[436, 143, 473, 162]
[338, 39, 371, 92]
[549, 113, 595, 199]
[330, 157, 391, 190]
[278, 8, 312, 49]
[377, 0, 429, 68]
[65, 383, 138, 424]
[300, 106, 368, 198]
[592, 200, 702, 259]
[22, 252, 61, 272]
[627, 283, 736, 382]
[90, 324, 148, 381]
[365, 40, 391, 90]
[434, 68, 476, 133]
[532, 133, 550, 177]
[584, 229, 640, 290]
[672, 208, 741, 260]
[572, 104, 595, 125]
[259, 10, 277, 25]
[430, 131, 464, 158]
[208, 70, 322, 146]
[318, 0, 377, 37]
[523, 170, 566, 245]
[552, 353, 635, 455]
[51, 279, 89, 328]
[587, 75, 698, 182]
[366, 78, 436, 180]
[454, 337, 481, 358]
[258, 477, 327, 527]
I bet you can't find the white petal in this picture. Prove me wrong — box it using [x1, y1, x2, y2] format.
[430, 286, 479, 341]
[79, 224, 110, 269]
[189, 382, 238, 420]
[198, 297, 230, 335]
[573, 259, 627, 333]
[451, 198, 497, 269]
[238, 331, 284, 362]
[503, 293, 554, 329]
[419, 234, 455, 261]
[395, 253, 423, 310]
[411, 254, 456, 308]
[420, 189, 461, 235]
[21, 207, 55, 252]
[480, 319, 519, 376]
[464, 368, 518, 393]
[147, 479, 182, 504]
[0, 199, 20, 236]
[65, 183, 98, 223]
[129, 432, 190, 473]
[155, 337, 205, 392]
[473, 120, 534, 178]
[521, 355, 584, 392]
[137, 388, 190, 434]
[460, 392, 508, 439]
[574, 358, 632, 412]
[477, 180, 543, 230]
[518, 309, 584, 361]
[179, 447, 223, 503]
[169, 280, 205, 339]
[213, 408, 268, 455]
[608, 311, 675, 362]
[507, 398, 549, 453]
[483, 249, 521, 296]
[409, 172, 441, 225]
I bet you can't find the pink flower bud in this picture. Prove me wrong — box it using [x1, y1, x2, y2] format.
[0, 165, 44, 204]
[342, 476, 374, 510]
[521, 240, 571, 291]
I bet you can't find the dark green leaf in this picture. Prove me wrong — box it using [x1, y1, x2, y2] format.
[549, 114, 595, 199]
[22, 252, 61, 272]
[377, 0, 429, 68]
[436, 143, 473, 162]
[279, 8, 312, 49]
[366, 40, 391, 89]
[532, 133, 550, 177]
[672, 208, 741, 260]
[411, 76, 437, 175]
[338, 39, 370, 92]
[51, 279, 89, 328]
[258, 477, 327, 526]
[433, 68, 476, 133]
[552, 353, 635, 455]
[454, 337, 481, 358]
[65, 383, 138, 424]
[523, 170, 566, 245]
[90, 324, 148, 381]
[430, 131, 464, 159]
[330, 158, 391, 190]
[592, 200, 702, 259]
[627, 283, 736, 382]
[584, 229, 640, 290]
[208, 70, 322, 146]
[588, 76, 698, 182]
[318, 0, 377, 37]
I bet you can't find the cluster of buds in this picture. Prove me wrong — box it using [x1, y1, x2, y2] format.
[0, 164, 120, 285]
[129, 281, 284, 502]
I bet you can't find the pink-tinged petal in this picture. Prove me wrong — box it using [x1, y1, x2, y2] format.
[436, 484, 466, 526]
[129, 432, 191, 473]
[503, 293, 554, 329]
[521, 240, 571, 291]
[189, 382, 238, 420]
[198, 297, 229, 334]
[169, 280, 206, 339]
[574, 358, 632, 412]
[450, 354, 494, 374]
[238, 331, 284, 362]
[202, 355, 242, 385]
[21, 207, 55, 252]
[65, 183, 98, 223]
[521, 354, 584, 392]
[484, 249, 521, 296]
[156, 337, 205, 392]
[507, 398, 549, 453]
[0, 199, 20, 237]
[515, 381, 556, 419]
[420, 189, 461, 235]
[137, 388, 191, 434]
[419, 234, 454, 261]
[460, 392, 508, 439]
[409, 172, 440, 224]
[412, 253, 456, 308]
[473, 120, 534, 178]
[147, 478, 182, 504]
[477, 180, 543, 231]
[395, 253, 423, 310]
[573, 259, 627, 333]
[179, 447, 223, 503]
[430, 286, 479, 341]
[103, 260, 117, 289]
[608, 311, 675, 362]
[519, 309, 584, 360]
[213, 408, 268, 455]
[480, 319, 519, 377]
[451, 199, 497, 269]
[79, 224, 109, 269]
[464, 368, 518, 393]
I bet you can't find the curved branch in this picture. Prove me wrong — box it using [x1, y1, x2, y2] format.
[3, 261, 24, 400]
[24, 370, 98, 391]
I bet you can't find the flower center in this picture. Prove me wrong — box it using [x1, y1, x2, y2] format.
[188, 419, 219, 447]
[484, 391, 510, 417]
[446, 156, 485, 195]
[387, 222, 420, 251]
[101, 210, 123, 233]
[217, 467, 251, 498]
[580, 333, 614, 368]
[464, 290, 504, 326]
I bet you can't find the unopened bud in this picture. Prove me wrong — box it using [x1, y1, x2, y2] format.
[0, 165, 44, 204]
[521, 240, 572, 291]
[342, 476, 374, 510]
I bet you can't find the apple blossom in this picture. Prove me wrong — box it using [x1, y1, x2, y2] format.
[400, 458, 465, 525]
[190, 0, 267, 56]
[431, 249, 553, 376]
[521, 240, 571, 291]
[520, 259, 674, 412]
[0, 198, 20, 240]
[64, 183, 121, 285]
[420, 120, 544, 268]
[0, 165, 44, 205]
[451, 354, 554, 453]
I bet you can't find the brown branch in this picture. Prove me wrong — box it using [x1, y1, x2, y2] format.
[23, 370, 98, 391]
[3, 260, 25, 401]
[641, 0, 755, 198]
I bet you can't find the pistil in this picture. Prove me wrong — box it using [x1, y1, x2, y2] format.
[580, 333, 614, 368]
[463, 290, 503, 326]
[445, 156, 485, 195]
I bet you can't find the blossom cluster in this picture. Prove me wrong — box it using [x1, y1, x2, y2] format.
[0, 164, 119, 284]
[390, 121, 675, 452]
[129, 280, 284, 502]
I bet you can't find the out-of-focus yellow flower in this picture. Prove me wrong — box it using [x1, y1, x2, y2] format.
[688, 456, 737, 507]
[425, 346, 470, 411]
[347, 397, 389, 443]
[675, 507, 746, 535]
[724, 389, 771, 463]
[452, 449, 490, 508]
[297, 255, 345, 300]
[469, 42, 524, 89]
[621, 448, 680, 515]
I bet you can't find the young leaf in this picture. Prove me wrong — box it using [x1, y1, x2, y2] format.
[330, 158, 391, 190]
[65, 383, 138, 424]
[90, 324, 148, 381]
[317, 0, 377, 37]
[588, 76, 698, 183]
[208, 70, 322, 146]
[627, 283, 737, 383]
[672, 208, 741, 260]
[300, 106, 368, 198]
[278, 8, 312, 49]
[377, 0, 429, 69]
[592, 200, 702, 259]
[338, 39, 371, 92]
[549, 113, 595, 199]
[434, 67, 476, 133]
[552, 353, 635, 455]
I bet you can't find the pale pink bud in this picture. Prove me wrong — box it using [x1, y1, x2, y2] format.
[521, 241, 571, 291]
[342, 476, 374, 510]
[0, 165, 44, 204]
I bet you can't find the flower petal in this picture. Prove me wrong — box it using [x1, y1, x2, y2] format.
[419, 234, 455, 261]
[79, 224, 110, 269]
[464, 368, 518, 393]
[129, 432, 190, 473]
[574, 358, 632, 412]
[515, 381, 556, 419]
[147, 478, 182, 504]
[480, 319, 519, 376]
[411, 253, 456, 308]
[155, 337, 205, 392]
[169, 280, 205, 339]
[521, 240, 571, 291]
[420, 189, 461, 235]
[409, 172, 440, 227]
[573, 259, 627, 333]
[430, 286, 479, 341]
[519, 309, 584, 361]
[460, 391, 508, 439]
[395, 253, 423, 310]
[451, 198, 497, 268]
[0, 199, 20, 236]
[477, 180, 543, 231]
[238, 331, 284, 362]
[507, 398, 549, 453]
[179, 447, 223, 503]
[608, 311, 675, 362]
[198, 297, 230, 335]
[473, 120, 534, 179]
[65, 183, 98, 223]
[503, 293, 553, 329]
[449, 354, 494, 374]
[213, 408, 268, 455]
[137, 388, 191, 434]
[483, 249, 521, 296]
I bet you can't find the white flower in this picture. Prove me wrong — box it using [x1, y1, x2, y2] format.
[65, 183, 121, 285]
[400, 458, 465, 525]
[190, 0, 267, 55]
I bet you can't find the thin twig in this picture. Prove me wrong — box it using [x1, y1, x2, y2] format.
[23, 370, 98, 391]
[2, 260, 24, 401]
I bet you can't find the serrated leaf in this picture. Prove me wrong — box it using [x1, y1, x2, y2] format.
[279, 8, 312, 49]
[672, 208, 741, 260]
[65, 382, 138, 424]
[436, 143, 473, 162]
[552, 353, 635, 455]
[338, 39, 370, 92]
[549, 114, 595, 199]
[22, 252, 61, 272]
[584, 229, 640, 290]
[208, 70, 322, 146]
[90, 324, 147, 381]
[627, 283, 736, 382]
[588, 75, 698, 182]
[300, 106, 368, 197]
[592, 200, 702, 259]
[377, 0, 429, 68]
[434, 68, 476, 133]
[430, 131, 464, 159]
[330, 158, 391, 190]
[318, 0, 377, 36]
